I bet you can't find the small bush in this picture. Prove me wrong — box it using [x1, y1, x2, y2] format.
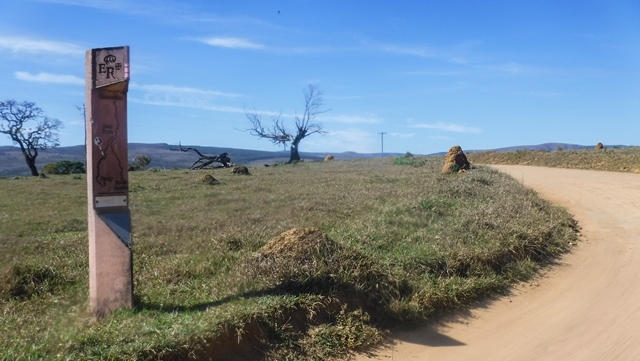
[129, 155, 152, 171]
[42, 160, 86, 175]
[394, 153, 425, 167]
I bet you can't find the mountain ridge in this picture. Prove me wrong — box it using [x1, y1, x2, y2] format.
[0, 142, 630, 176]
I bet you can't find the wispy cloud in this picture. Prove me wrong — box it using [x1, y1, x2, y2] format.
[199, 37, 265, 49]
[369, 39, 482, 63]
[37, 0, 126, 10]
[15, 71, 84, 85]
[517, 90, 567, 98]
[411, 121, 482, 133]
[306, 129, 377, 153]
[131, 83, 243, 98]
[0, 35, 84, 56]
[130, 97, 245, 114]
[401, 69, 463, 77]
[129, 82, 245, 113]
[469, 62, 552, 77]
[376, 44, 437, 58]
[38, 0, 266, 26]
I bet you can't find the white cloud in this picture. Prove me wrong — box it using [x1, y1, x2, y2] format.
[200, 37, 264, 49]
[305, 129, 377, 153]
[130, 97, 245, 114]
[15, 71, 84, 85]
[131, 83, 243, 98]
[376, 44, 437, 58]
[0, 35, 84, 56]
[411, 122, 482, 133]
[38, 0, 263, 26]
[129, 82, 245, 113]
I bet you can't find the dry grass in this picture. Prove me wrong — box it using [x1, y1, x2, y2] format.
[468, 147, 640, 173]
[0, 157, 578, 360]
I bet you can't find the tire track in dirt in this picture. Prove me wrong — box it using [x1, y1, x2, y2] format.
[355, 165, 640, 361]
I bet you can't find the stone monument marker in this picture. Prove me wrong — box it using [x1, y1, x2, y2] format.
[85, 46, 132, 318]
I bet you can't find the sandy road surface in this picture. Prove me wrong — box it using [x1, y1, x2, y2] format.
[355, 165, 640, 361]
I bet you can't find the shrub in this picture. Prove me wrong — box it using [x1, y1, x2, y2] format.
[129, 155, 151, 171]
[394, 152, 425, 167]
[42, 160, 86, 175]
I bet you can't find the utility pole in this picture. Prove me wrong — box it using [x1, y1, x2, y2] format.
[378, 132, 387, 157]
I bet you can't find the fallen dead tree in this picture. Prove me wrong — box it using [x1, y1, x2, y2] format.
[170, 143, 232, 169]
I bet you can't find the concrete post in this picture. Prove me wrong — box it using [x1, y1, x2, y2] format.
[85, 46, 133, 318]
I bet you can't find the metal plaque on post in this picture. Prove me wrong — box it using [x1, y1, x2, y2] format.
[85, 46, 133, 318]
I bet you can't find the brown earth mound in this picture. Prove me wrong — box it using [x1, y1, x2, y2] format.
[231, 166, 250, 175]
[325, 154, 335, 161]
[442, 145, 470, 174]
[200, 174, 217, 183]
[258, 227, 338, 260]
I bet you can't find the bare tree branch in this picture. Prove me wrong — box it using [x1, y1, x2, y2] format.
[245, 109, 293, 147]
[244, 84, 329, 163]
[170, 142, 232, 169]
[0, 100, 62, 176]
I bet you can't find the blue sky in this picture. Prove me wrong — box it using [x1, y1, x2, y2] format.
[0, 0, 638, 154]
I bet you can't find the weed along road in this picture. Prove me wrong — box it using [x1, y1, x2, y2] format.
[355, 165, 640, 361]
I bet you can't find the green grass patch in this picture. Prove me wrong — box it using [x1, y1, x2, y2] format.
[393, 152, 426, 167]
[0, 158, 578, 360]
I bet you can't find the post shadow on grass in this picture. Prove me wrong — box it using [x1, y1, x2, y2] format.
[134, 274, 411, 327]
[133, 287, 283, 313]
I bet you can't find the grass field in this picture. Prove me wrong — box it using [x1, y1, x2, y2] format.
[0, 157, 578, 360]
[467, 146, 640, 173]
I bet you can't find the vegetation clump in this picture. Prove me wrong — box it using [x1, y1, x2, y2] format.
[0, 157, 578, 360]
[393, 152, 425, 167]
[129, 155, 152, 171]
[43, 160, 86, 175]
[468, 146, 640, 173]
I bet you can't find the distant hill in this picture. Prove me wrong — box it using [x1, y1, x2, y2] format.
[430, 143, 630, 156]
[475, 143, 629, 153]
[0, 143, 402, 177]
[2, 142, 632, 177]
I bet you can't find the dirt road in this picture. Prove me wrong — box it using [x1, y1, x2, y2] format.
[355, 165, 640, 361]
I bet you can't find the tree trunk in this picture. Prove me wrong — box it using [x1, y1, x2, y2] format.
[288, 139, 301, 163]
[24, 154, 39, 176]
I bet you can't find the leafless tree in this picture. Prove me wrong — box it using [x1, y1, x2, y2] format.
[245, 84, 329, 163]
[0, 100, 62, 176]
